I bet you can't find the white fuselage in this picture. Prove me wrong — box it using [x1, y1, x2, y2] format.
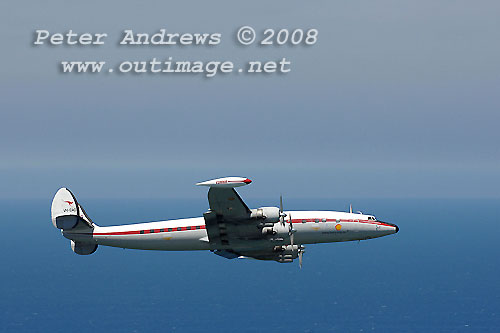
[64, 211, 398, 251]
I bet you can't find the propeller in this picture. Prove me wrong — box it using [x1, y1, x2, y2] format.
[288, 212, 295, 246]
[298, 246, 305, 269]
[281, 195, 295, 242]
[279, 195, 304, 268]
[279, 194, 287, 227]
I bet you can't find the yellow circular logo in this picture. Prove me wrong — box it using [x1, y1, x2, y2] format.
[335, 224, 342, 231]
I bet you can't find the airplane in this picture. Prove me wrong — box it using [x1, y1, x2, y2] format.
[50, 177, 399, 267]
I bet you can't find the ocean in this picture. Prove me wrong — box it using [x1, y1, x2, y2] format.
[1, 198, 499, 332]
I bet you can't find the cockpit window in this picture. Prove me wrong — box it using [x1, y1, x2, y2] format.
[368, 216, 376, 221]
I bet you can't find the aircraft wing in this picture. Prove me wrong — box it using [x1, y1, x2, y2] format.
[213, 247, 301, 264]
[197, 177, 282, 251]
[203, 187, 255, 248]
[198, 177, 262, 248]
[207, 187, 251, 220]
[213, 249, 275, 260]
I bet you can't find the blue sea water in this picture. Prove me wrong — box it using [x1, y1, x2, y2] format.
[0, 198, 499, 332]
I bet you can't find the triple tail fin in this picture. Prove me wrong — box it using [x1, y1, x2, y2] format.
[51, 188, 98, 255]
[51, 187, 96, 230]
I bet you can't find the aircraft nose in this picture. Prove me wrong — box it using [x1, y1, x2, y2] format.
[379, 221, 399, 233]
[389, 223, 399, 233]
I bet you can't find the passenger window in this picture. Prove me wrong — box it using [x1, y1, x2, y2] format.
[196, 226, 200, 230]
[315, 219, 319, 223]
[302, 220, 306, 223]
[160, 229, 164, 232]
[150, 229, 155, 233]
[322, 218, 327, 222]
[168, 228, 172, 232]
[177, 227, 182, 231]
[140, 230, 144, 234]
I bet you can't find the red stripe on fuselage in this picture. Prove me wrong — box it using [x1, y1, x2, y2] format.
[291, 219, 394, 227]
[77, 218, 391, 237]
[91, 224, 206, 236]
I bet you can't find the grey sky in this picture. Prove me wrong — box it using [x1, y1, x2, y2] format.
[1, 1, 499, 199]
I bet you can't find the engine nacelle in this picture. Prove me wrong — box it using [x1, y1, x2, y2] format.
[261, 227, 276, 236]
[250, 207, 280, 223]
[274, 245, 300, 263]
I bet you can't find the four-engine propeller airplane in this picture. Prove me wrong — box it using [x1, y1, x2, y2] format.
[51, 177, 399, 267]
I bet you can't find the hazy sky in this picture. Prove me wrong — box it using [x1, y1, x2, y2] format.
[1, 1, 499, 199]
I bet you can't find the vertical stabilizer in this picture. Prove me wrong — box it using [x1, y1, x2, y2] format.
[51, 188, 95, 230]
[51, 187, 98, 255]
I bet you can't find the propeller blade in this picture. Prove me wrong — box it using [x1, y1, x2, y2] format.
[288, 213, 294, 246]
[298, 246, 305, 269]
[279, 195, 287, 227]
